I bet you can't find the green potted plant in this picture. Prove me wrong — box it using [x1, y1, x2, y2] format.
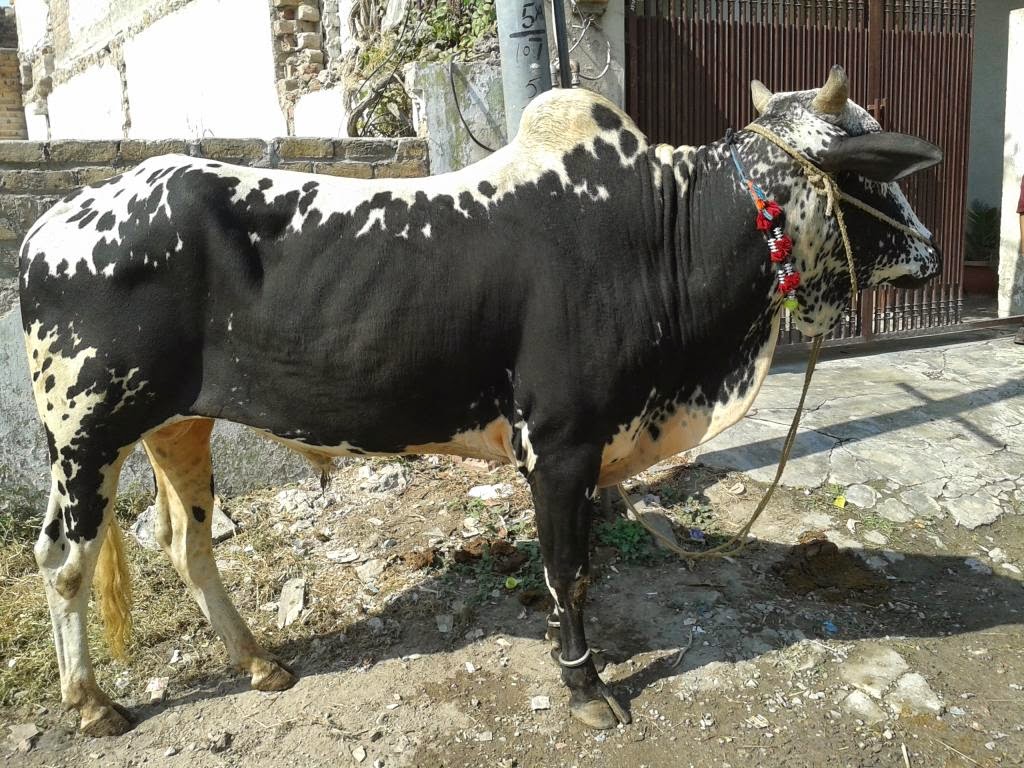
[963, 200, 999, 296]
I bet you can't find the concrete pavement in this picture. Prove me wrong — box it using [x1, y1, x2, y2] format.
[695, 328, 1024, 529]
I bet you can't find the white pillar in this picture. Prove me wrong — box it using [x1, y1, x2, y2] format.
[968, 1, 1015, 209]
[998, 8, 1024, 317]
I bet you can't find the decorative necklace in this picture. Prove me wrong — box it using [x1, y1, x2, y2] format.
[725, 129, 800, 312]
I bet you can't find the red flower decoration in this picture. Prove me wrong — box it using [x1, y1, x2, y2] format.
[755, 200, 782, 230]
[777, 272, 801, 293]
[769, 235, 793, 262]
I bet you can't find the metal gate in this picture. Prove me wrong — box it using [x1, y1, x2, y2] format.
[625, 1, 975, 342]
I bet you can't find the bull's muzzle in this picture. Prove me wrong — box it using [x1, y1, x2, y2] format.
[889, 240, 942, 290]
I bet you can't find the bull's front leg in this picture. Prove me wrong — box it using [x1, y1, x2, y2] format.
[528, 446, 631, 729]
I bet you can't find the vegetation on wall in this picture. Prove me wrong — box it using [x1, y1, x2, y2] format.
[343, 0, 498, 137]
[419, 0, 498, 55]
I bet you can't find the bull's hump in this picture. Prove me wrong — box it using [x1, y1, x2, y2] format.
[516, 88, 645, 161]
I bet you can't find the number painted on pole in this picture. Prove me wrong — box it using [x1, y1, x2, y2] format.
[525, 72, 544, 97]
[519, 1, 544, 30]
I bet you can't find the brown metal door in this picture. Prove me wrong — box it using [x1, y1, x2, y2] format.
[870, 2, 974, 335]
[625, 0, 975, 342]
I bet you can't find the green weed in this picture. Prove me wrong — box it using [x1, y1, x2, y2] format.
[452, 539, 544, 607]
[347, 0, 498, 137]
[861, 515, 899, 536]
[596, 518, 656, 563]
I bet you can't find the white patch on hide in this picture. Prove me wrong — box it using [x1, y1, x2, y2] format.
[544, 567, 563, 612]
[514, 420, 538, 474]
[356, 207, 387, 237]
[25, 321, 147, 483]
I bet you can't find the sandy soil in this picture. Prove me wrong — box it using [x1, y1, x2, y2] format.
[3, 455, 1022, 767]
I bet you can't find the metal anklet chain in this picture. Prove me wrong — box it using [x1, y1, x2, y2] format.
[558, 647, 592, 668]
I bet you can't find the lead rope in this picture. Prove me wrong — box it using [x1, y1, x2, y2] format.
[616, 334, 822, 562]
[616, 121, 928, 563]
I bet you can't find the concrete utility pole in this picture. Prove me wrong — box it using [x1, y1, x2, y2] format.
[496, 0, 553, 139]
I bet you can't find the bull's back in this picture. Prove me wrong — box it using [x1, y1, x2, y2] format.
[19, 154, 537, 452]
[19, 88, 653, 456]
[188, 161, 534, 451]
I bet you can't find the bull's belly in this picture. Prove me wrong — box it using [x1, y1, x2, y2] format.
[229, 393, 760, 488]
[257, 415, 518, 465]
[263, 410, 707, 487]
[227, 400, 745, 489]
[597, 409, 713, 487]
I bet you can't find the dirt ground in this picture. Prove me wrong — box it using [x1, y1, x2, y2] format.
[2, 453, 1022, 767]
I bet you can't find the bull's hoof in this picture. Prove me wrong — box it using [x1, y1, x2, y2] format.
[80, 702, 134, 737]
[570, 698, 618, 729]
[569, 685, 631, 730]
[251, 657, 297, 692]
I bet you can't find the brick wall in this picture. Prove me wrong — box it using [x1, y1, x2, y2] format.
[0, 7, 16, 49]
[0, 49, 27, 140]
[0, 135, 429, 314]
[271, 0, 326, 128]
[0, 5, 26, 141]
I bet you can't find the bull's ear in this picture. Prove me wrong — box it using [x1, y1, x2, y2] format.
[819, 132, 943, 182]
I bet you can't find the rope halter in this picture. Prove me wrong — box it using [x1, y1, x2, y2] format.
[734, 122, 935, 306]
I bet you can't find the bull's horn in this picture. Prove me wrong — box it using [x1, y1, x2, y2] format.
[811, 65, 849, 115]
[750, 79, 773, 114]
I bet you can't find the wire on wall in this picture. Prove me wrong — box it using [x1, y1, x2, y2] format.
[549, 0, 613, 83]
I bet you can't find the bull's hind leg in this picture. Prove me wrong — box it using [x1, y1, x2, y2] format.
[35, 448, 136, 736]
[143, 419, 296, 691]
[528, 446, 630, 730]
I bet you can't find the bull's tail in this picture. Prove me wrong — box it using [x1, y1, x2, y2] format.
[94, 512, 132, 659]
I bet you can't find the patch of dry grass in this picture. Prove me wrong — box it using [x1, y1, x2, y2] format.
[0, 492, 159, 707]
[0, 566, 54, 706]
[0, 489, 65, 707]
[0, 457, 540, 716]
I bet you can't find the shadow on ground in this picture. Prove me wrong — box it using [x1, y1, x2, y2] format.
[144, 522, 1024, 725]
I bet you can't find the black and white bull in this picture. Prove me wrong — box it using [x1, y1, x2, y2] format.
[21, 66, 941, 734]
